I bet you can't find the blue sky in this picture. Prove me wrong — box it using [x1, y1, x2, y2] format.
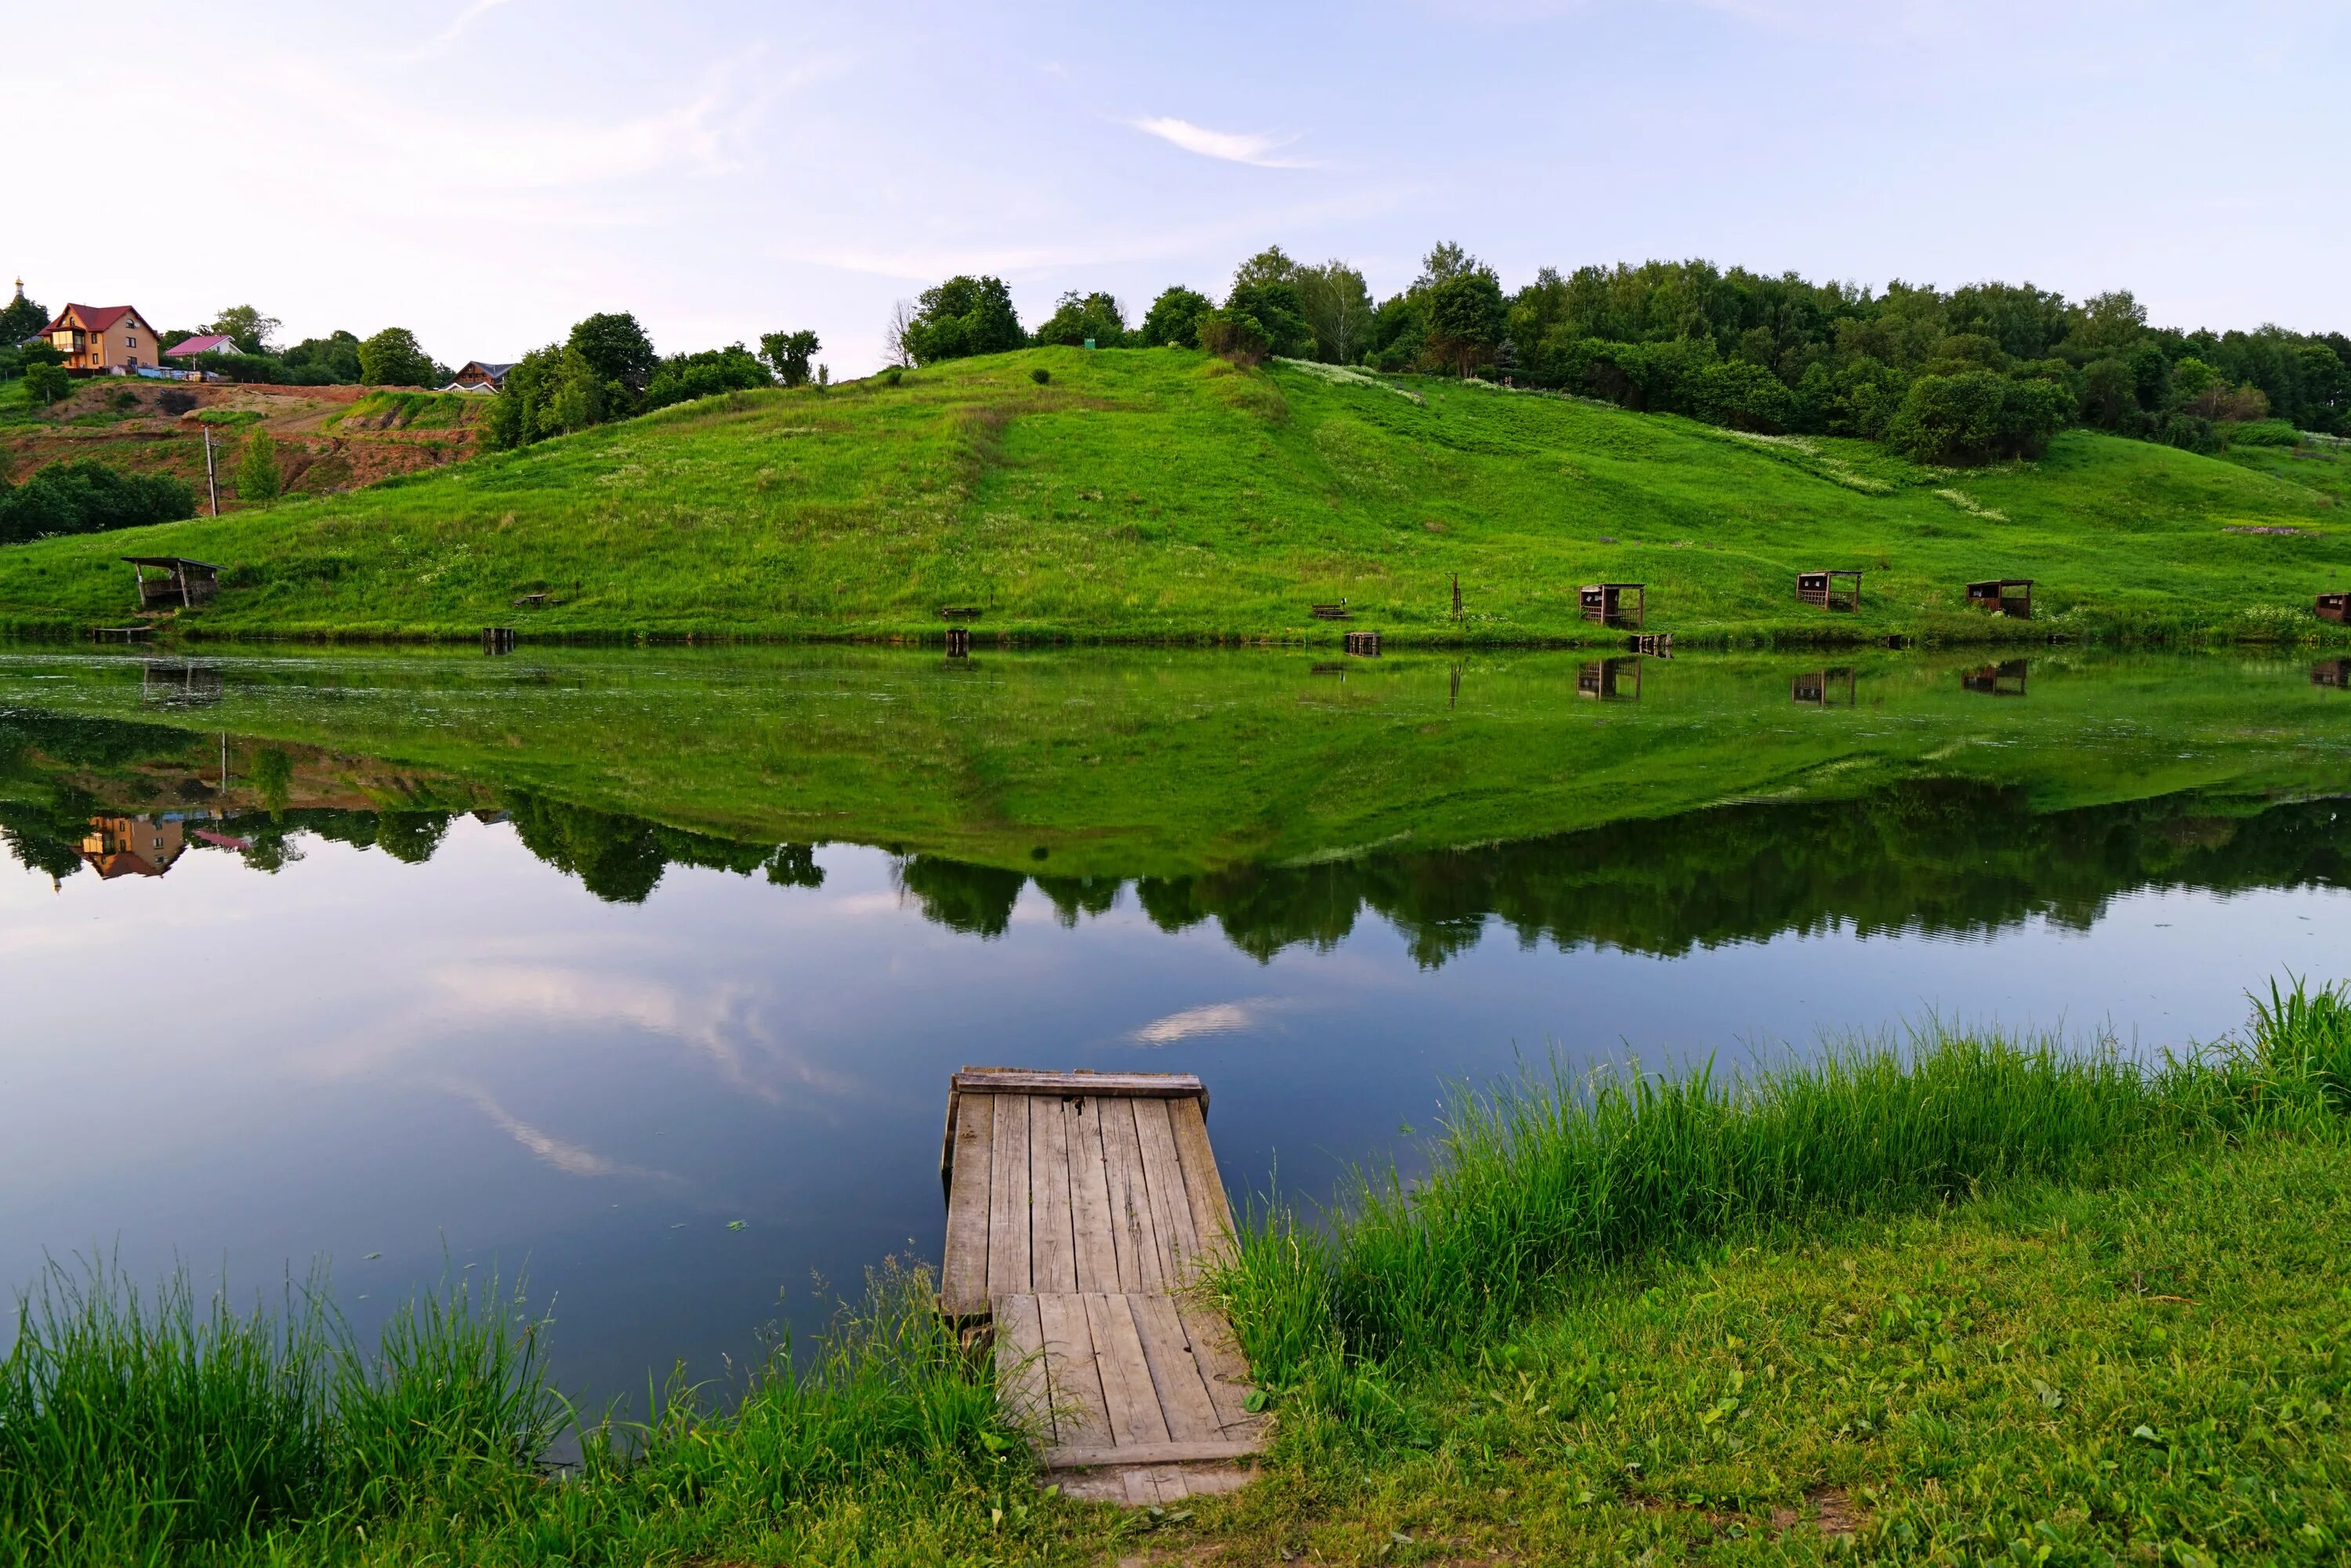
[15, 2, 2346, 372]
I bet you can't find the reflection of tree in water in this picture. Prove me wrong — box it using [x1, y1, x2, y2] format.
[895, 856, 1027, 936]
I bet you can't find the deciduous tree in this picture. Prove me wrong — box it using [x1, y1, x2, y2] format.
[357, 327, 436, 386]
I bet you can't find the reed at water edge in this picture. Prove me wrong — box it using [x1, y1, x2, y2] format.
[1216, 979, 2351, 1403]
[2, 981, 2346, 1561]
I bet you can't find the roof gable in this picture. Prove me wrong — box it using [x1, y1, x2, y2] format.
[165, 334, 237, 357]
[42, 303, 150, 335]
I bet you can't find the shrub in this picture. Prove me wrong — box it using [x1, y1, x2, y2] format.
[1029, 367, 1050, 385]
[0, 460, 197, 545]
[2226, 418, 2302, 448]
[191, 351, 284, 385]
[643, 343, 771, 411]
[20, 364, 69, 405]
[1195, 308, 1272, 366]
[2157, 411, 2221, 454]
[236, 433, 284, 504]
[1137, 286, 1213, 349]
[881, 367, 903, 386]
[1886, 371, 2070, 465]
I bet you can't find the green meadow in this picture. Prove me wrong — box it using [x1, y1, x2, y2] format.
[0, 349, 2345, 643]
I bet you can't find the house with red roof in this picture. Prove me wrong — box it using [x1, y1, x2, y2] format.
[38, 303, 161, 372]
[164, 333, 238, 363]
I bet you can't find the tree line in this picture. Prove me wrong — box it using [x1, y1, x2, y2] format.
[893, 245, 2351, 465]
[485, 313, 820, 450]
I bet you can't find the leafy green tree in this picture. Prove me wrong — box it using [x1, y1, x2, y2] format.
[235, 432, 283, 503]
[1295, 260, 1374, 364]
[1032, 291, 1126, 347]
[567, 312, 658, 396]
[0, 459, 195, 544]
[1230, 246, 1300, 292]
[1136, 287, 1213, 349]
[279, 331, 362, 384]
[1427, 268, 1506, 377]
[1194, 308, 1271, 364]
[1204, 281, 1313, 363]
[542, 346, 614, 434]
[1414, 241, 1474, 291]
[205, 304, 282, 356]
[759, 329, 820, 386]
[357, 327, 436, 386]
[20, 363, 69, 406]
[485, 344, 560, 449]
[0, 283, 47, 346]
[644, 342, 772, 409]
[901, 276, 1024, 364]
[1886, 371, 2069, 464]
[2078, 357, 2137, 428]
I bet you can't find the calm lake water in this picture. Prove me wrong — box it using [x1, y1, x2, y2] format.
[2, 644, 2346, 1400]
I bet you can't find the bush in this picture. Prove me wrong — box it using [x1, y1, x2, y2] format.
[2226, 418, 2302, 448]
[881, 367, 903, 386]
[1029, 367, 1050, 385]
[1195, 308, 1272, 366]
[1137, 286, 1213, 349]
[0, 460, 197, 545]
[1687, 360, 1793, 433]
[643, 343, 771, 411]
[191, 351, 284, 385]
[20, 364, 69, 405]
[1886, 371, 2070, 465]
[2156, 411, 2221, 454]
[236, 433, 284, 504]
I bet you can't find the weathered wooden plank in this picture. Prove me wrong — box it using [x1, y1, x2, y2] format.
[955, 1069, 1206, 1109]
[1082, 1293, 1173, 1449]
[1097, 1098, 1166, 1291]
[1029, 1095, 1078, 1293]
[994, 1293, 1051, 1443]
[1130, 1292, 1224, 1443]
[986, 1093, 1032, 1298]
[1035, 1291, 1110, 1450]
[1041, 1439, 1266, 1468]
[1176, 1298, 1262, 1437]
[1065, 1097, 1121, 1291]
[940, 1092, 994, 1316]
[1132, 1099, 1204, 1282]
[1168, 1097, 1236, 1267]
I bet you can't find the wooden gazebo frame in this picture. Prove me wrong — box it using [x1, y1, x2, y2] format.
[1579, 582, 1645, 628]
[123, 556, 219, 611]
[1965, 578, 2034, 618]
[1792, 668, 1858, 706]
[1796, 570, 1862, 611]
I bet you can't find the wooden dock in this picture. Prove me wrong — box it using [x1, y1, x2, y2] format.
[940, 1068, 1267, 1502]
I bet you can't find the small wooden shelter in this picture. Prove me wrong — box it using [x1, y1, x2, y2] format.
[1965, 578, 2034, 618]
[1342, 630, 1380, 656]
[1962, 659, 2029, 697]
[1579, 582, 1646, 628]
[124, 556, 218, 611]
[2317, 592, 2348, 625]
[1796, 570, 1862, 612]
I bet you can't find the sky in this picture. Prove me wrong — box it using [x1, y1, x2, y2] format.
[11, 1, 2346, 375]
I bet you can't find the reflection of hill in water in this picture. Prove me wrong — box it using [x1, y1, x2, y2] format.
[904, 783, 2351, 962]
[11, 695, 2342, 964]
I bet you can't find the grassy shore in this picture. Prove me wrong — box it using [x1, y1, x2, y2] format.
[0, 350, 2346, 645]
[5, 982, 2349, 1565]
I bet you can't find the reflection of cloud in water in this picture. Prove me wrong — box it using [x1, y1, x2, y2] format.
[317, 961, 859, 1106]
[434, 1077, 678, 1182]
[828, 891, 904, 917]
[1133, 999, 1276, 1045]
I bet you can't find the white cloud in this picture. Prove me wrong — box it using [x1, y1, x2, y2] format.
[1130, 116, 1312, 169]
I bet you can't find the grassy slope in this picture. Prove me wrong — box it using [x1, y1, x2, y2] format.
[0, 349, 2343, 643]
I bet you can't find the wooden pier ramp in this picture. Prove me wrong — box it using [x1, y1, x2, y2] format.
[940, 1069, 1267, 1502]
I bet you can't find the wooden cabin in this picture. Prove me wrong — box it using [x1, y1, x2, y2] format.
[2317, 592, 2348, 624]
[1962, 659, 2030, 697]
[124, 556, 219, 610]
[1579, 582, 1645, 628]
[1965, 578, 2034, 618]
[1796, 570, 1862, 611]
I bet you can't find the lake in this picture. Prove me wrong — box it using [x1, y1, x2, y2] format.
[2, 644, 2346, 1403]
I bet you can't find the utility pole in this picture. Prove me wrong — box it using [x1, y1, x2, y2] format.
[202, 425, 219, 516]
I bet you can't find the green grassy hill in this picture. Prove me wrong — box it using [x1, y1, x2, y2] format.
[1, 349, 2344, 643]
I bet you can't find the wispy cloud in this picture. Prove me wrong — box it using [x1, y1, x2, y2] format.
[437, 1077, 678, 1181]
[399, 0, 520, 62]
[1130, 116, 1312, 168]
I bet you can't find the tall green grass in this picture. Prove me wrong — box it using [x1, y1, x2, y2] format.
[1220, 981, 2351, 1402]
[0, 1258, 1007, 1565]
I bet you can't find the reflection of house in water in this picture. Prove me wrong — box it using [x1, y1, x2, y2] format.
[80, 815, 189, 879]
[1576, 657, 1642, 701]
[1962, 660, 2030, 697]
